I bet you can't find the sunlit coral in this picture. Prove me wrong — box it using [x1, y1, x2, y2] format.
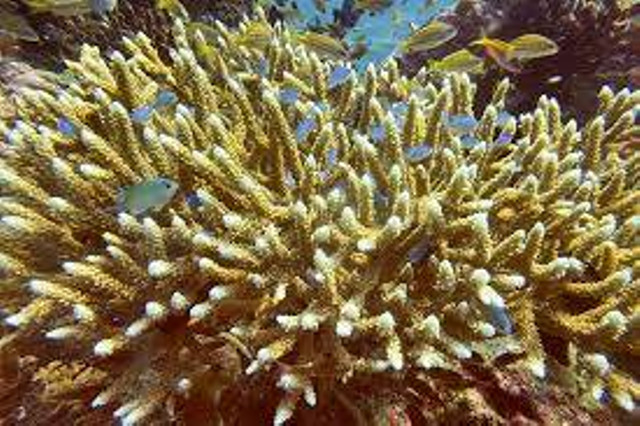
[0, 8, 639, 425]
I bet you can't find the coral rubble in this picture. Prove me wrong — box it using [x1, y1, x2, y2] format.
[0, 8, 639, 425]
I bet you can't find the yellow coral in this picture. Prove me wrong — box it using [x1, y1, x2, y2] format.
[0, 9, 639, 425]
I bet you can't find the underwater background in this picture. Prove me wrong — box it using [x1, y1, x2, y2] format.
[0, 0, 639, 425]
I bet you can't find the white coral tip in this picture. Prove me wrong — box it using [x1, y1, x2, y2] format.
[147, 260, 173, 278]
[613, 391, 635, 412]
[336, 320, 353, 337]
[94, 339, 118, 357]
[145, 301, 167, 319]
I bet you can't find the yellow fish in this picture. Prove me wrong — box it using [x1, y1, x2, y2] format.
[400, 20, 458, 54]
[354, 0, 393, 12]
[236, 21, 274, 50]
[509, 34, 559, 60]
[0, 9, 39, 42]
[155, 0, 188, 20]
[313, 0, 327, 13]
[429, 49, 484, 74]
[24, 0, 117, 16]
[296, 31, 348, 60]
[470, 36, 515, 57]
[470, 36, 521, 73]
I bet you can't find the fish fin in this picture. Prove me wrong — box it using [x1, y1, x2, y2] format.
[115, 188, 128, 213]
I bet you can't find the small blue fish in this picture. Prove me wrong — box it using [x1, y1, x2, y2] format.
[279, 88, 299, 105]
[326, 148, 338, 167]
[446, 114, 478, 134]
[328, 66, 351, 90]
[257, 58, 269, 76]
[489, 305, 513, 335]
[296, 116, 316, 142]
[496, 111, 514, 127]
[390, 102, 408, 126]
[404, 144, 431, 162]
[370, 124, 385, 143]
[57, 117, 76, 137]
[116, 177, 179, 216]
[185, 192, 202, 209]
[495, 130, 514, 146]
[315, 102, 329, 112]
[408, 237, 432, 264]
[153, 90, 178, 108]
[131, 105, 154, 123]
[460, 134, 481, 148]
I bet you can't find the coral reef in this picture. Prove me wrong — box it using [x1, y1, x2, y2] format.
[6, 0, 255, 69]
[401, 0, 636, 121]
[0, 8, 639, 425]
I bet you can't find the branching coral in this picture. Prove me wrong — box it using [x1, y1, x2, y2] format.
[0, 8, 639, 425]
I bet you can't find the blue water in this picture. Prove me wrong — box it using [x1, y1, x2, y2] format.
[289, 0, 459, 71]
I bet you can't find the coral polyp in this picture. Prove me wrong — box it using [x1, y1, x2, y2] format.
[0, 9, 639, 425]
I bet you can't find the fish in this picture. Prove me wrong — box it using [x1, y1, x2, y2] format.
[0, 9, 39, 42]
[296, 31, 348, 60]
[326, 148, 338, 167]
[296, 116, 317, 142]
[496, 111, 514, 127]
[312, 0, 327, 13]
[24, 0, 117, 16]
[130, 90, 177, 123]
[509, 34, 559, 60]
[130, 105, 154, 123]
[390, 102, 408, 118]
[489, 305, 513, 335]
[400, 20, 458, 54]
[354, 0, 393, 12]
[370, 123, 386, 143]
[328, 66, 351, 90]
[460, 134, 481, 148]
[57, 117, 76, 137]
[237, 21, 273, 50]
[257, 58, 269, 77]
[185, 192, 202, 209]
[155, 0, 188, 19]
[446, 114, 478, 134]
[471, 36, 514, 56]
[484, 44, 522, 73]
[495, 130, 514, 146]
[471, 36, 522, 73]
[116, 177, 179, 216]
[153, 90, 178, 109]
[430, 49, 484, 74]
[279, 88, 299, 105]
[404, 144, 432, 163]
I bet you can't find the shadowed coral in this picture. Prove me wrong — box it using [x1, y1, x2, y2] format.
[402, 0, 635, 121]
[0, 8, 639, 425]
[7, 0, 255, 70]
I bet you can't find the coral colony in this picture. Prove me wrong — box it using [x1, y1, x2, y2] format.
[0, 7, 639, 425]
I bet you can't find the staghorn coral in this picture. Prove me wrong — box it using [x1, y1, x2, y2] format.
[0, 8, 639, 425]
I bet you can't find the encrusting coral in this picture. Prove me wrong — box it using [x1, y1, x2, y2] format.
[0, 7, 639, 425]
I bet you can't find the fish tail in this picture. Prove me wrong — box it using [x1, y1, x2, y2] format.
[115, 188, 127, 213]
